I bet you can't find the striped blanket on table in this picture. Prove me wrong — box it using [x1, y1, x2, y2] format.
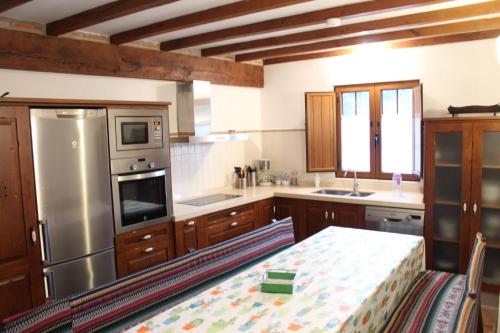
[1, 218, 295, 333]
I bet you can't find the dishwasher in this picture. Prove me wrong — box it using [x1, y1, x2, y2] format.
[365, 206, 424, 236]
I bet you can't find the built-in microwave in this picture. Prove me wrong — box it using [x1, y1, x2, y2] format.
[108, 108, 170, 160]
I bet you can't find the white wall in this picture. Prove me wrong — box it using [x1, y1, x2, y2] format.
[0, 69, 263, 196]
[261, 38, 500, 183]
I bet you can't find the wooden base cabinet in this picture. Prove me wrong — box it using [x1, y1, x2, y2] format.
[115, 223, 175, 278]
[174, 216, 208, 257]
[275, 198, 365, 241]
[304, 201, 365, 237]
[424, 118, 500, 292]
[0, 106, 44, 319]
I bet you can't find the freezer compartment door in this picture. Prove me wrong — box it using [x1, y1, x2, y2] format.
[31, 108, 114, 264]
[44, 249, 116, 300]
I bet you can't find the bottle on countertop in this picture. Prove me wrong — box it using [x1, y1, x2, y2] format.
[314, 173, 320, 188]
[392, 172, 403, 196]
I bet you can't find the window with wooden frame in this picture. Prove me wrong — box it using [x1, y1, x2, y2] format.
[335, 80, 422, 180]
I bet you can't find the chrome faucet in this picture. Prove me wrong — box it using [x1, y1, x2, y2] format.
[344, 169, 360, 195]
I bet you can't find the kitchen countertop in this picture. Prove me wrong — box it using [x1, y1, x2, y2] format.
[173, 185, 424, 221]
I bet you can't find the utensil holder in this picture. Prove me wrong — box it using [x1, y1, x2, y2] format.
[249, 172, 257, 187]
[238, 178, 247, 189]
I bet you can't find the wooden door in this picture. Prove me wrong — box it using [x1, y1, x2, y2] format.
[304, 201, 331, 237]
[174, 216, 208, 257]
[256, 198, 275, 229]
[470, 121, 500, 291]
[331, 203, 365, 229]
[424, 120, 473, 274]
[0, 106, 44, 318]
[305, 92, 337, 172]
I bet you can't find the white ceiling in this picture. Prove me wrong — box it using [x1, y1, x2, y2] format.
[1, 0, 495, 56]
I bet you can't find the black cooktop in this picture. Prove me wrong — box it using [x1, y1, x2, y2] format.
[178, 194, 242, 206]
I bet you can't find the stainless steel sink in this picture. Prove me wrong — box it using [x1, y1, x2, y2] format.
[313, 189, 351, 195]
[313, 189, 374, 197]
[346, 191, 374, 197]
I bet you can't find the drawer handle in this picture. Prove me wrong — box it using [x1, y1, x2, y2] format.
[143, 247, 155, 253]
[186, 220, 196, 226]
[229, 211, 238, 216]
[230, 221, 238, 227]
[142, 234, 152, 240]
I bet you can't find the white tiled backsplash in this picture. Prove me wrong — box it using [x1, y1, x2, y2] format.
[170, 133, 262, 200]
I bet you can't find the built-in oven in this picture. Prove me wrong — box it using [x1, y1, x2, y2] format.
[112, 167, 173, 234]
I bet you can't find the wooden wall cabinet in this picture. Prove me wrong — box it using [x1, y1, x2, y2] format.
[305, 92, 337, 172]
[115, 223, 175, 278]
[0, 106, 44, 319]
[424, 118, 500, 292]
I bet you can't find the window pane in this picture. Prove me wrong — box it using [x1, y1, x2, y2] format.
[382, 90, 397, 116]
[341, 91, 370, 172]
[381, 88, 413, 174]
[342, 92, 355, 116]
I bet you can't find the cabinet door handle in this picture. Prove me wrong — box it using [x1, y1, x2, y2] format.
[186, 220, 196, 226]
[324, 210, 328, 220]
[462, 203, 467, 214]
[331, 211, 335, 221]
[473, 202, 478, 215]
[31, 228, 37, 245]
[142, 234, 152, 240]
[143, 247, 155, 253]
[229, 211, 237, 216]
[273, 205, 276, 215]
[230, 221, 238, 227]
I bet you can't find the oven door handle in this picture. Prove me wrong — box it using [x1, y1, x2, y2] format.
[117, 169, 166, 182]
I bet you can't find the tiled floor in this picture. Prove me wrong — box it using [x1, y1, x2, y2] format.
[482, 306, 498, 333]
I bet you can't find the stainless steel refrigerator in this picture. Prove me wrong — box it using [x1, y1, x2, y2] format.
[31, 108, 116, 300]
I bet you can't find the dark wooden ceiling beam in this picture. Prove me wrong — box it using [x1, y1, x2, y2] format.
[236, 16, 500, 62]
[46, 0, 180, 36]
[0, 28, 263, 87]
[0, 0, 30, 13]
[110, 0, 309, 45]
[263, 29, 500, 65]
[160, 0, 443, 51]
[203, 1, 500, 56]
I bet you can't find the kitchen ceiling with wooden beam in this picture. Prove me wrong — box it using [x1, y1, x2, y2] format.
[235, 15, 500, 62]
[202, 0, 500, 57]
[110, 0, 310, 45]
[46, 0, 180, 36]
[0, 0, 30, 13]
[160, 0, 442, 52]
[263, 28, 500, 65]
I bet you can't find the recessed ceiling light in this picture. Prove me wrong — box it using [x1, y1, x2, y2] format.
[326, 18, 342, 27]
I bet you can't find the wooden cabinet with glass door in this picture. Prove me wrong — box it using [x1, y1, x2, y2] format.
[470, 122, 500, 291]
[424, 117, 500, 292]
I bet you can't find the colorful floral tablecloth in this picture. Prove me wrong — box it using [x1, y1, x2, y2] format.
[127, 227, 425, 333]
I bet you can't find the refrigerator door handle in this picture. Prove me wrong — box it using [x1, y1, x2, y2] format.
[39, 219, 53, 265]
[43, 270, 55, 300]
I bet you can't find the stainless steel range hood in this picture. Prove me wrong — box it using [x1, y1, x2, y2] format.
[169, 80, 248, 143]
